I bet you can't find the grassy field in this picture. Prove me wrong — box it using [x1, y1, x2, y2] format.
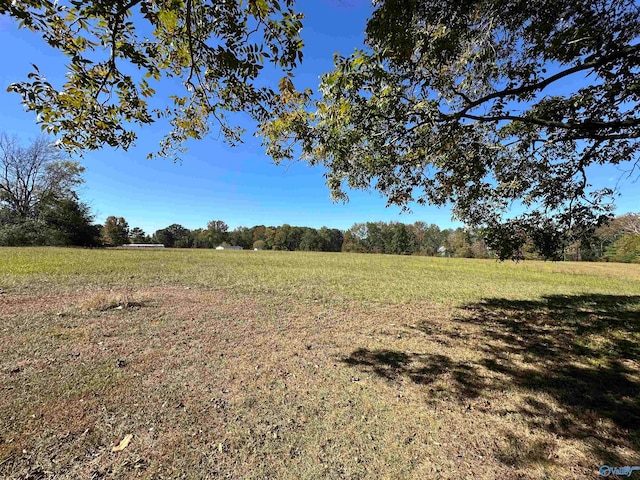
[1, 248, 639, 478]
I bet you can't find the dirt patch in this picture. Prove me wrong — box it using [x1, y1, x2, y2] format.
[0, 293, 79, 317]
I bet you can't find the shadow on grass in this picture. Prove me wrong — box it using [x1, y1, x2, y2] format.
[466, 294, 640, 425]
[343, 349, 485, 398]
[342, 294, 640, 468]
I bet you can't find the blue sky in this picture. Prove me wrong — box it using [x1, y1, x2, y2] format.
[0, 1, 638, 235]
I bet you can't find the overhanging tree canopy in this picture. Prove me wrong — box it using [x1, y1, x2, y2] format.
[3, 0, 304, 158]
[262, 0, 640, 258]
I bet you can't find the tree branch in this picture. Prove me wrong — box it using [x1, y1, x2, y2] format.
[454, 44, 640, 117]
[185, 0, 196, 89]
[454, 112, 640, 134]
[93, 0, 144, 102]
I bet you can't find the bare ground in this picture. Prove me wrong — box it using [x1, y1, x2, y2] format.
[1, 285, 638, 478]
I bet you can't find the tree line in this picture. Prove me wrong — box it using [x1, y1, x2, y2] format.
[341, 218, 640, 263]
[1, 135, 638, 263]
[102, 216, 640, 263]
[103, 217, 345, 253]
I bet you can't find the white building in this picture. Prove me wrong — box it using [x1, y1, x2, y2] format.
[215, 245, 243, 250]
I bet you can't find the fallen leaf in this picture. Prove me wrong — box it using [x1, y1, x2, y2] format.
[112, 434, 133, 452]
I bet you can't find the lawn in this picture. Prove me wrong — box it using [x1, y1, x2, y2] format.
[1, 248, 639, 478]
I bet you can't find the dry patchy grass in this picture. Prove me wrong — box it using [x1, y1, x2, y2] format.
[1, 249, 639, 478]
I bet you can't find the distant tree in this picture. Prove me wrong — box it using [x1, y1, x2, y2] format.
[0, 133, 100, 247]
[252, 225, 267, 244]
[228, 228, 240, 247]
[590, 212, 640, 261]
[287, 226, 304, 251]
[191, 228, 209, 248]
[365, 222, 385, 253]
[411, 222, 428, 254]
[0, 134, 84, 221]
[576, 237, 603, 262]
[0, 220, 53, 246]
[227, 228, 241, 247]
[595, 220, 621, 249]
[299, 228, 322, 251]
[423, 224, 445, 256]
[347, 223, 368, 252]
[447, 229, 474, 258]
[206, 220, 229, 247]
[273, 224, 291, 250]
[166, 224, 193, 248]
[129, 227, 147, 244]
[341, 231, 359, 253]
[40, 197, 101, 247]
[318, 227, 343, 252]
[102, 216, 129, 246]
[616, 213, 640, 236]
[153, 228, 174, 248]
[389, 222, 414, 255]
[0, 196, 101, 247]
[468, 230, 492, 259]
[264, 227, 276, 250]
[253, 239, 266, 250]
[605, 234, 640, 263]
[228, 226, 253, 249]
